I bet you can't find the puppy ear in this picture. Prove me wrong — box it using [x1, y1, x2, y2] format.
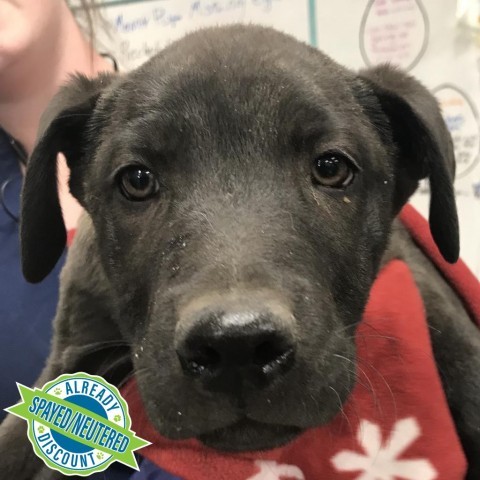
[358, 64, 459, 263]
[21, 73, 115, 283]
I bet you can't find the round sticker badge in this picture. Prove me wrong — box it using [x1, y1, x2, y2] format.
[6, 372, 150, 476]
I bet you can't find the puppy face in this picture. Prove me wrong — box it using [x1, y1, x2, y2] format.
[21, 26, 458, 451]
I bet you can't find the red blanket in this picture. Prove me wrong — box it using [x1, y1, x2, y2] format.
[119, 205, 480, 480]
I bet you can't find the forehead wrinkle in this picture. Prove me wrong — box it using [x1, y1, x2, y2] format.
[110, 60, 369, 167]
[120, 109, 187, 157]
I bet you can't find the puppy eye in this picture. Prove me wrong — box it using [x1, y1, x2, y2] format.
[311, 152, 356, 188]
[117, 166, 159, 201]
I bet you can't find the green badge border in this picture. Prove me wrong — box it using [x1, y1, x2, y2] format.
[6, 372, 150, 477]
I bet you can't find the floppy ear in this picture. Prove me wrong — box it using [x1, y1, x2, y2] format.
[357, 64, 459, 263]
[21, 73, 115, 283]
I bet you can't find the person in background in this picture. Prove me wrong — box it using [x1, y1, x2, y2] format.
[0, 0, 112, 418]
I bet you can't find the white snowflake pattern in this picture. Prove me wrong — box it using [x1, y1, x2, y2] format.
[331, 417, 437, 480]
[246, 460, 305, 480]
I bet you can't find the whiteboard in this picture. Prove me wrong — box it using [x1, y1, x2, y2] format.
[89, 0, 480, 276]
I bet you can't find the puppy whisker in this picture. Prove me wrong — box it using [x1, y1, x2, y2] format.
[332, 353, 381, 417]
[328, 385, 354, 438]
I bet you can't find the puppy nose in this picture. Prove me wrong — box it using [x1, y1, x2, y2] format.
[175, 310, 296, 393]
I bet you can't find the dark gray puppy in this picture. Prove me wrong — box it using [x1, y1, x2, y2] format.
[1, 25, 479, 479]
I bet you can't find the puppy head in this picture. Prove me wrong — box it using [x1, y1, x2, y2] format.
[21, 26, 458, 451]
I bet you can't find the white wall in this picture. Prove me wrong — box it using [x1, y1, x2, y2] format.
[88, 0, 480, 276]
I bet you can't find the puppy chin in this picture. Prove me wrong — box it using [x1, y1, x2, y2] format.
[197, 419, 303, 452]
